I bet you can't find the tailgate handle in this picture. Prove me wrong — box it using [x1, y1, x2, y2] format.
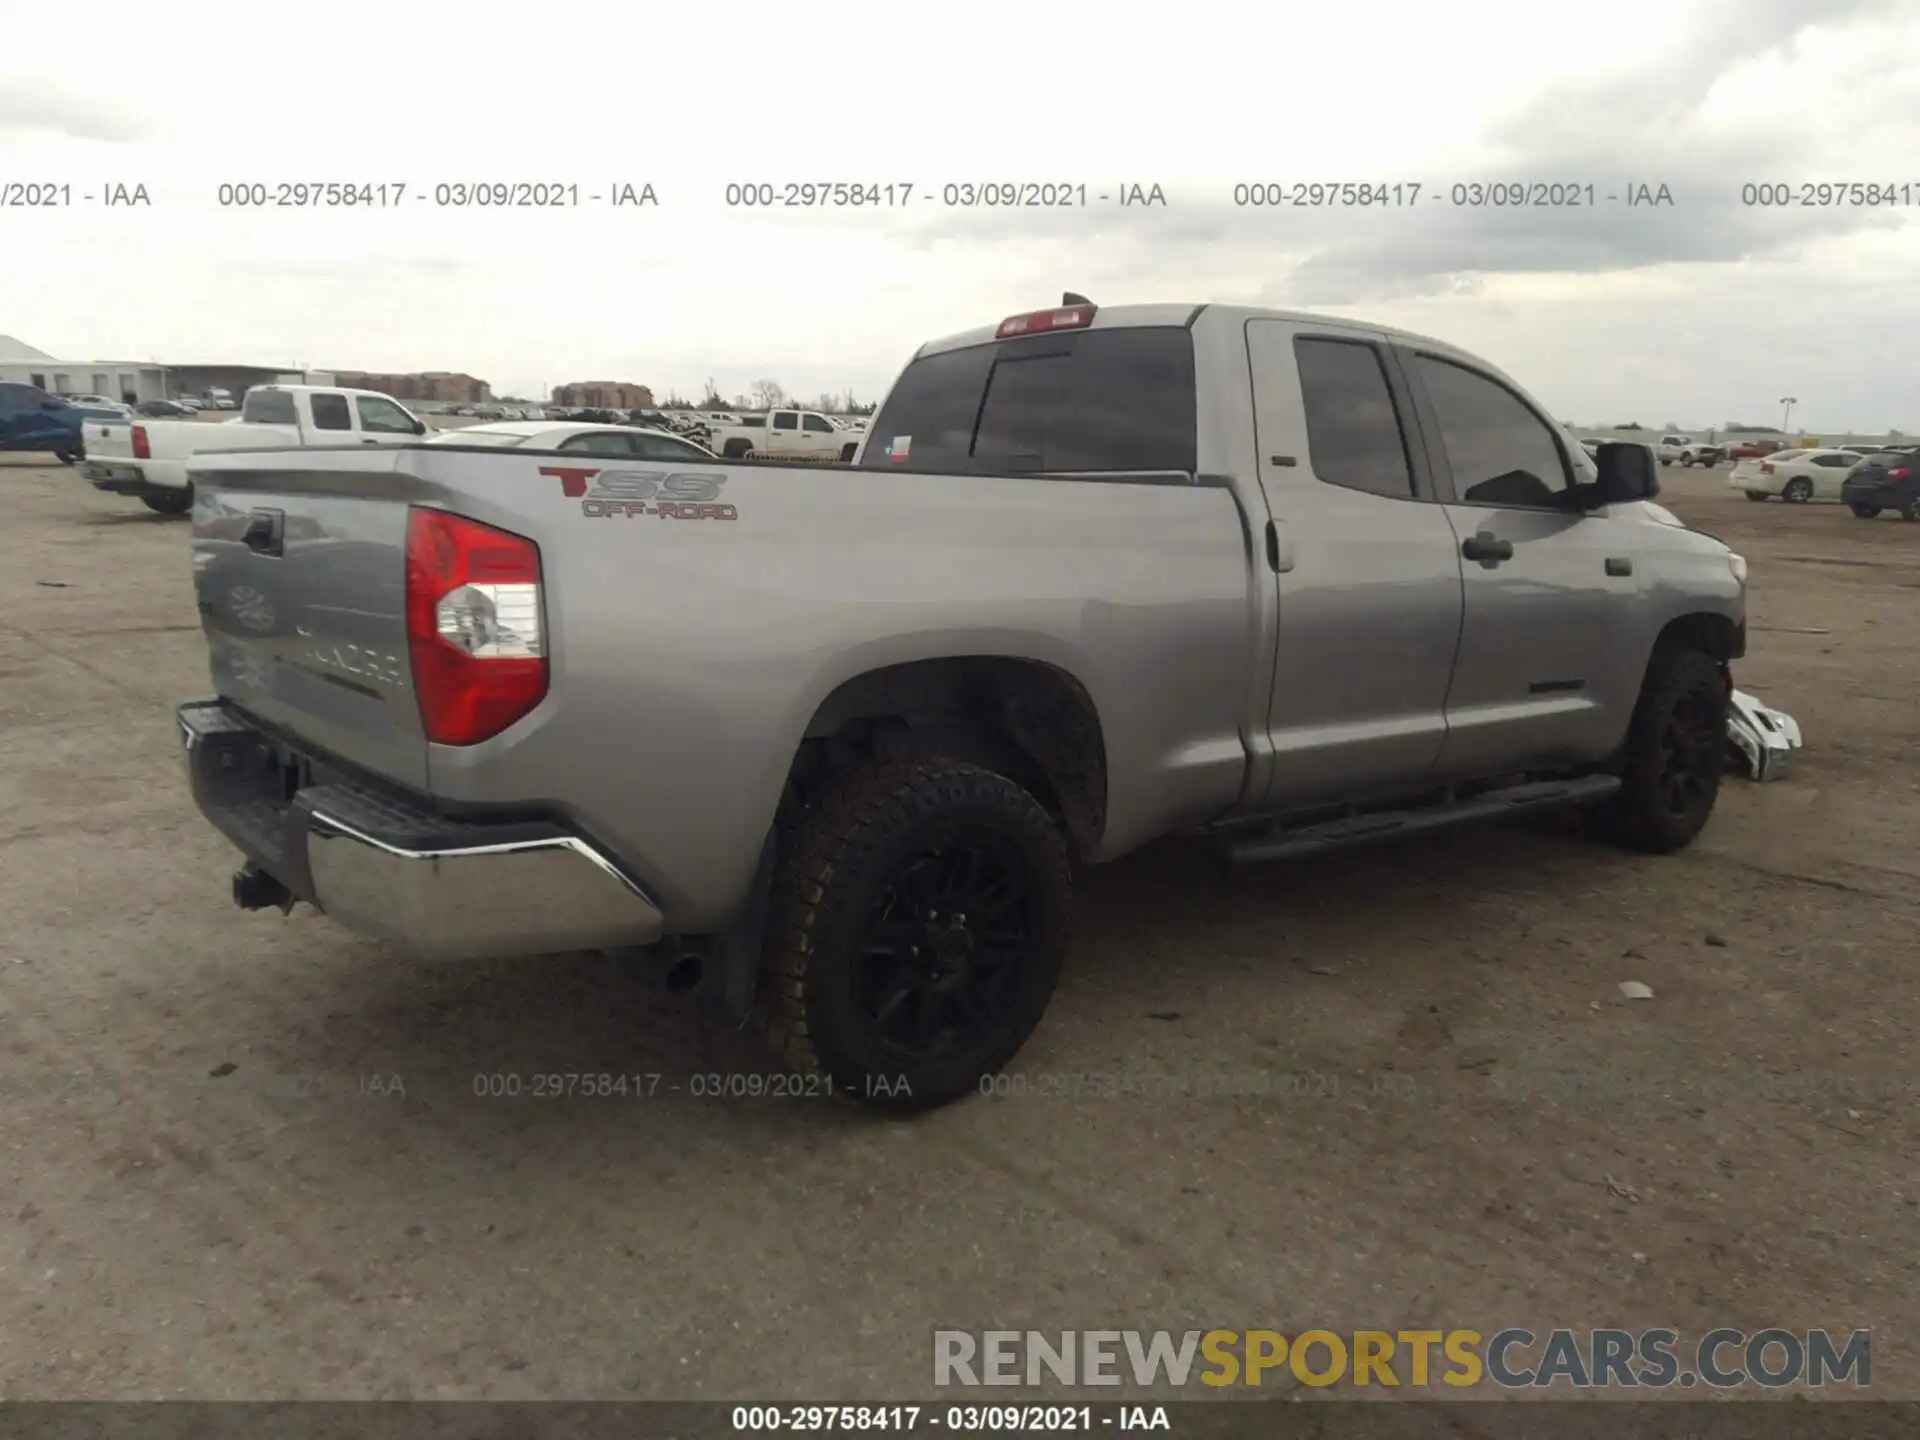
[242, 508, 285, 558]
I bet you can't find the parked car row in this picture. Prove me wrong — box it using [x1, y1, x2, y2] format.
[1727, 445, 1917, 518]
[66, 383, 727, 514]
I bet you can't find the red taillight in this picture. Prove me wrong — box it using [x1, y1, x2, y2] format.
[1759, 461, 1774, 474]
[404, 508, 547, 746]
[996, 304, 1097, 339]
[1890, 467, 1911, 480]
[131, 425, 151, 460]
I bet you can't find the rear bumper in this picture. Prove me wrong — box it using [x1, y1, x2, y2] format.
[80, 460, 181, 497]
[178, 698, 666, 958]
[1841, 477, 1918, 509]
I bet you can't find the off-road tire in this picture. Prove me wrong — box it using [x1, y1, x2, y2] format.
[140, 486, 194, 516]
[1595, 646, 1729, 854]
[758, 757, 1072, 1113]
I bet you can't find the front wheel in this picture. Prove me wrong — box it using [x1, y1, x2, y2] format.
[758, 757, 1072, 1113]
[1681, 455, 1695, 467]
[1595, 646, 1729, 854]
[1849, 502, 1882, 519]
[140, 485, 193, 515]
[54, 448, 78, 466]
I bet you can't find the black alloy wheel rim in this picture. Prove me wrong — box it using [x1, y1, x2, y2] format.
[857, 830, 1039, 1058]
[1656, 685, 1722, 818]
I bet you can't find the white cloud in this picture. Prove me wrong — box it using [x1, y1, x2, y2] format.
[0, 0, 1914, 424]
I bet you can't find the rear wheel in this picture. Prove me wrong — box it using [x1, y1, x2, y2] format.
[759, 757, 1072, 1112]
[1782, 478, 1813, 503]
[1849, 502, 1882, 519]
[1595, 646, 1729, 854]
[1902, 502, 1920, 523]
[1745, 490, 1768, 501]
[140, 485, 193, 515]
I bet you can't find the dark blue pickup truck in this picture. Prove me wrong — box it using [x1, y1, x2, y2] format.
[0, 382, 91, 464]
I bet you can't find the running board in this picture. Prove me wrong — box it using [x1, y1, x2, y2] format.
[1219, 774, 1621, 865]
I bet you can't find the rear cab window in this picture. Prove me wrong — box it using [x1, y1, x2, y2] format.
[859, 326, 1196, 474]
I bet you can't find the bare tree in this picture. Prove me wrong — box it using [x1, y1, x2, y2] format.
[816, 392, 842, 414]
[699, 378, 726, 409]
[750, 378, 787, 411]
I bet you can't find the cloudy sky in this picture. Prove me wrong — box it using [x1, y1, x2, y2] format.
[3, 0, 1916, 428]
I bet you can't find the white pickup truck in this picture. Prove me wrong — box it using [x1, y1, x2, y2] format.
[79, 385, 431, 513]
[707, 408, 862, 463]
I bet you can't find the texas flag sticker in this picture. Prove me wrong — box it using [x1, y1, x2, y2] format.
[889, 435, 911, 463]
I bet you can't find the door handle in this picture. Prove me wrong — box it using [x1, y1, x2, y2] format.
[361, 437, 380, 444]
[1460, 531, 1514, 565]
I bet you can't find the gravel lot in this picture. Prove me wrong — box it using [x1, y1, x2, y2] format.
[1, 455, 1915, 1402]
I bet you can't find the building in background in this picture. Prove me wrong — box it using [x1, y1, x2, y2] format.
[0, 336, 168, 403]
[164, 363, 317, 403]
[332, 371, 491, 405]
[552, 381, 654, 410]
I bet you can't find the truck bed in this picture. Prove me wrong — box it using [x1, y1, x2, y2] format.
[185, 442, 1260, 928]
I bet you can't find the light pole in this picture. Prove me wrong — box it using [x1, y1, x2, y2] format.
[1780, 396, 1798, 432]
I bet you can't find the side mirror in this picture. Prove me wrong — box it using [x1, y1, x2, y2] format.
[411, 418, 427, 435]
[1585, 441, 1659, 506]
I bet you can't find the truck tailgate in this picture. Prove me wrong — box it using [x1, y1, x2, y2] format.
[84, 420, 136, 459]
[191, 452, 428, 790]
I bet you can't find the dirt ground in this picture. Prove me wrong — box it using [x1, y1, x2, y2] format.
[1, 455, 1914, 1403]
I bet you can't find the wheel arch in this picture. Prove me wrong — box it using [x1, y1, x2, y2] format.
[785, 656, 1109, 861]
[1654, 610, 1744, 665]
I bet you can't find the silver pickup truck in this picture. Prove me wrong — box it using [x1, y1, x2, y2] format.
[176, 299, 1748, 1110]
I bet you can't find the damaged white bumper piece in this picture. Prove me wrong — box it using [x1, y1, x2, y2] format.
[1727, 690, 1803, 782]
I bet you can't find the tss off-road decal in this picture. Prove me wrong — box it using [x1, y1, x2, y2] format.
[539, 466, 738, 521]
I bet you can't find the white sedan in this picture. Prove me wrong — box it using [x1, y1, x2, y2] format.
[1726, 447, 1862, 503]
[425, 420, 718, 461]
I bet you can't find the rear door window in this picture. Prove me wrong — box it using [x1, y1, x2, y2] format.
[1293, 337, 1416, 499]
[862, 327, 1196, 474]
[309, 393, 352, 431]
[558, 430, 635, 456]
[629, 433, 711, 461]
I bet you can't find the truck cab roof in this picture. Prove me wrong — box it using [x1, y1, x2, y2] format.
[915, 301, 1489, 373]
